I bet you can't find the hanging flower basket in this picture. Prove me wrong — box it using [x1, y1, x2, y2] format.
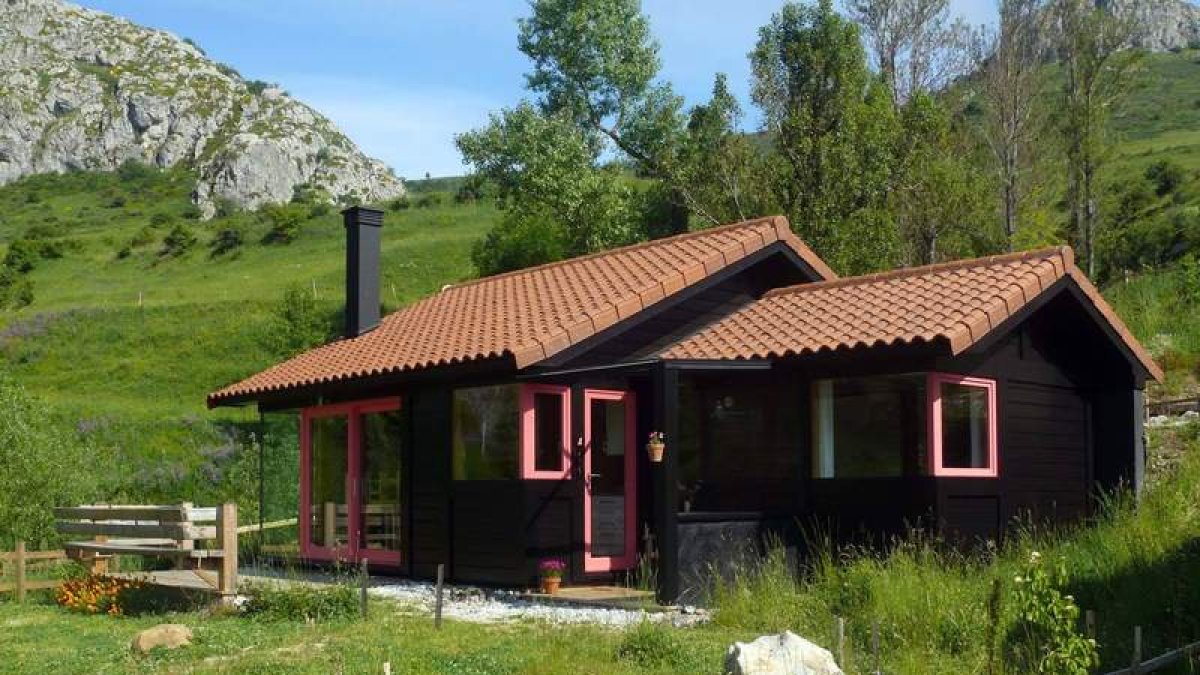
[646, 431, 666, 463]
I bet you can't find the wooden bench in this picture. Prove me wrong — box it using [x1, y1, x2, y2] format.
[54, 503, 238, 596]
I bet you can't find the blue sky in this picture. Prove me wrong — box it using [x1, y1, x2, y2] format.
[78, 0, 998, 180]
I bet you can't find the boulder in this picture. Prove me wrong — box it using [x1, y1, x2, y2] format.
[130, 624, 192, 653]
[725, 631, 844, 675]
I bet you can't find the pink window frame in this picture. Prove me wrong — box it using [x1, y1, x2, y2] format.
[519, 384, 572, 480]
[926, 373, 999, 478]
[299, 397, 403, 564]
[582, 388, 638, 573]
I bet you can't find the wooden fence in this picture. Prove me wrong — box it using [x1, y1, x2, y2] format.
[1147, 396, 1200, 417]
[0, 543, 70, 602]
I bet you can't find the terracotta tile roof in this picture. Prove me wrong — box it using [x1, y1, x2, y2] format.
[661, 246, 1163, 381]
[208, 216, 833, 406]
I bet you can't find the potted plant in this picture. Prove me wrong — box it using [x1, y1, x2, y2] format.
[646, 431, 666, 463]
[538, 558, 566, 594]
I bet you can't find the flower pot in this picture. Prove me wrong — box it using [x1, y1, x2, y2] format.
[540, 576, 562, 595]
[646, 441, 665, 463]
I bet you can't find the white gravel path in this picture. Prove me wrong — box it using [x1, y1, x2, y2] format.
[368, 580, 708, 627]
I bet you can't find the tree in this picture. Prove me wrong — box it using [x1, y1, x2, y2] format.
[846, 0, 976, 106]
[892, 94, 995, 264]
[750, 0, 902, 273]
[981, 0, 1043, 250]
[1054, 0, 1141, 276]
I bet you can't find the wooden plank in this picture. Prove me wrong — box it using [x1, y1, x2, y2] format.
[236, 517, 297, 534]
[55, 505, 187, 522]
[0, 580, 59, 593]
[15, 541, 25, 603]
[0, 550, 66, 562]
[56, 521, 215, 540]
[64, 542, 224, 558]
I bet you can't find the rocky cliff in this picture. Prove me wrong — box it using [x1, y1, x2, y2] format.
[0, 0, 405, 217]
[1114, 0, 1200, 51]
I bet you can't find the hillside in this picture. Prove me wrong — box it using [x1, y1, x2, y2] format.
[0, 0, 405, 217]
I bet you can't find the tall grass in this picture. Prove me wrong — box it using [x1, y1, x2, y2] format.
[711, 422, 1200, 673]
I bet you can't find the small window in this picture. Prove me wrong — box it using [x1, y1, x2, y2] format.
[520, 384, 571, 479]
[928, 374, 997, 477]
[452, 385, 519, 480]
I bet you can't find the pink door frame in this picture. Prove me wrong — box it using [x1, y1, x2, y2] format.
[299, 397, 403, 566]
[582, 388, 638, 573]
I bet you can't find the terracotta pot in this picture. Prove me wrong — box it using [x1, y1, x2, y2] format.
[646, 441, 665, 463]
[541, 576, 562, 595]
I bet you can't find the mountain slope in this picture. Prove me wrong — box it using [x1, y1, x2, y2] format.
[0, 0, 405, 217]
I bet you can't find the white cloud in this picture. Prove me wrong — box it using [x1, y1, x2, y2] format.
[284, 76, 509, 179]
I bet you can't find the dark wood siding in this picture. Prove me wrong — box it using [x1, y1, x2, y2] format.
[1003, 381, 1089, 523]
[409, 386, 451, 579]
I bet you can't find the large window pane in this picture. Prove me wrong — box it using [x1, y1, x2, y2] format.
[359, 409, 404, 553]
[533, 392, 565, 473]
[453, 385, 519, 480]
[941, 382, 990, 469]
[813, 375, 927, 478]
[309, 415, 348, 548]
[589, 398, 626, 558]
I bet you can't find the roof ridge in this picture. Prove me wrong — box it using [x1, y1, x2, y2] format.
[763, 246, 1072, 299]
[443, 216, 783, 291]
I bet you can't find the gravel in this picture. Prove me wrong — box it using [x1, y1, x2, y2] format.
[368, 580, 709, 627]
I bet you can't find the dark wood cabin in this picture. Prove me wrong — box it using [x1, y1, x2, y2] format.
[208, 207, 1162, 603]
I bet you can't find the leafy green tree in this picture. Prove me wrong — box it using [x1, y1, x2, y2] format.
[892, 94, 995, 264]
[750, 0, 902, 274]
[263, 286, 339, 358]
[1055, 0, 1141, 277]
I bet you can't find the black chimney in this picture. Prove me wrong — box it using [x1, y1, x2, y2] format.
[342, 205, 384, 338]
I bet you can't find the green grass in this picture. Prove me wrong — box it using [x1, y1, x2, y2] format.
[0, 599, 738, 674]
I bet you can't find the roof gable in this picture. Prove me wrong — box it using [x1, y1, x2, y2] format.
[208, 216, 833, 406]
[661, 246, 1162, 381]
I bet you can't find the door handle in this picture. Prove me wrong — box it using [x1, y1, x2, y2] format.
[589, 473, 602, 479]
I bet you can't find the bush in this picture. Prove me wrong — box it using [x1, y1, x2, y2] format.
[262, 286, 339, 357]
[241, 579, 359, 622]
[471, 211, 567, 276]
[414, 192, 445, 209]
[210, 226, 245, 257]
[4, 239, 41, 273]
[130, 225, 157, 248]
[1006, 552, 1098, 673]
[57, 574, 144, 616]
[260, 204, 306, 244]
[159, 224, 197, 258]
[0, 377, 103, 547]
[149, 212, 174, 227]
[388, 196, 411, 211]
[1145, 160, 1186, 197]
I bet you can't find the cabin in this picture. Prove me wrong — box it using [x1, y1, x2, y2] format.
[208, 206, 1161, 603]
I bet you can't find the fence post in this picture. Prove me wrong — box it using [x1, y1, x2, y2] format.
[1085, 609, 1096, 640]
[216, 503, 238, 597]
[435, 563, 445, 630]
[1131, 625, 1142, 675]
[834, 616, 845, 667]
[872, 619, 881, 675]
[15, 541, 26, 604]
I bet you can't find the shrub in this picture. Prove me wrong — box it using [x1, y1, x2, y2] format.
[414, 192, 445, 209]
[4, 239, 41, 273]
[159, 224, 197, 258]
[1006, 552, 1098, 674]
[260, 204, 306, 244]
[389, 196, 411, 211]
[130, 225, 157, 248]
[210, 226, 245, 257]
[241, 579, 359, 622]
[1145, 160, 1186, 197]
[0, 268, 33, 308]
[149, 212, 174, 227]
[0, 377, 102, 547]
[471, 211, 567, 276]
[262, 286, 339, 357]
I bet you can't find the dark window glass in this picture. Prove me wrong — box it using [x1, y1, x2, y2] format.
[813, 375, 927, 478]
[589, 398, 627, 557]
[309, 415, 348, 548]
[941, 383, 990, 469]
[452, 385, 519, 480]
[359, 409, 404, 553]
[533, 392, 564, 472]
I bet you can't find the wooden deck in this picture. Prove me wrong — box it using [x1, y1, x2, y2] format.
[524, 585, 659, 610]
[109, 569, 224, 593]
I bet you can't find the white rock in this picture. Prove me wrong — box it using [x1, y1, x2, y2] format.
[724, 631, 844, 675]
[0, 0, 405, 217]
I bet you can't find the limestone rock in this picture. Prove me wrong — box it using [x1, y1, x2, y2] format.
[724, 631, 844, 675]
[0, 0, 405, 217]
[130, 624, 192, 653]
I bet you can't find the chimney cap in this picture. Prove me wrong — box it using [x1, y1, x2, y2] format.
[341, 205, 385, 227]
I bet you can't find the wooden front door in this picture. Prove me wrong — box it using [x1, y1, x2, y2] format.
[582, 389, 637, 573]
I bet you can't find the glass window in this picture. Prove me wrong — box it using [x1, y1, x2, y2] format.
[931, 375, 996, 476]
[453, 385, 519, 480]
[308, 415, 348, 548]
[812, 375, 927, 478]
[533, 393, 564, 472]
[359, 409, 404, 554]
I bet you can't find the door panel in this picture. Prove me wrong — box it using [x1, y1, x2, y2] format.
[304, 414, 350, 557]
[357, 408, 404, 565]
[583, 389, 637, 572]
